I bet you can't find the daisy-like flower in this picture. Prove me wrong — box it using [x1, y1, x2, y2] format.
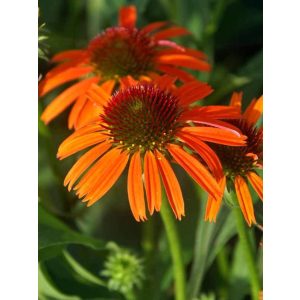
[205, 92, 263, 226]
[39, 5, 210, 129]
[57, 77, 247, 221]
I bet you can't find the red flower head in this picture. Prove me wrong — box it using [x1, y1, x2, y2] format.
[39, 5, 210, 129]
[205, 92, 263, 226]
[57, 76, 247, 221]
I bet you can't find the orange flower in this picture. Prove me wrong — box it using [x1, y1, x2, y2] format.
[39, 5, 210, 129]
[57, 77, 247, 221]
[205, 92, 263, 226]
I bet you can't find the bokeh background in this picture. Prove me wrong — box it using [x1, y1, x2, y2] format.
[38, 0, 263, 299]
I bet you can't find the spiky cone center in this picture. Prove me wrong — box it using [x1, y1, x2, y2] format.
[212, 119, 263, 178]
[87, 27, 156, 80]
[102, 83, 183, 154]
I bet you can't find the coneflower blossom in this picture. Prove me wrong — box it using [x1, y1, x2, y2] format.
[39, 5, 210, 129]
[57, 77, 247, 221]
[205, 92, 263, 226]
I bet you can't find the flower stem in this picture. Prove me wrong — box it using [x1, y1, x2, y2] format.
[160, 193, 186, 300]
[233, 202, 260, 300]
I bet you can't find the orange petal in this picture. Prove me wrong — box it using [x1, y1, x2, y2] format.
[243, 96, 263, 125]
[247, 172, 263, 201]
[144, 151, 162, 214]
[154, 74, 177, 90]
[141, 21, 168, 34]
[157, 65, 195, 82]
[64, 142, 111, 191]
[234, 176, 256, 226]
[68, 94, 87, 130]
[178, 83, 213, 106]
[118, 5, 137, 28]
[156, 54, 211, 72]
[155, 150, 185, 220]
[39, 66, 93, 97]
[52, 50, 87, 63]
[120, 75, 138, 88]
[176, 131, 223, 179]
[168, 144, 222, 199]
[83, 149, 129, 206]
[181, 106, 241, 120]
[100, 79, 116, 94]
[179, 117, 243, 136]
[76, 99, 103, 129]
[86, 83, 111, 106]
[153, 26, 190, 40]
[182, 48, 207, 60]
[127, 151, 147, 221]
[205, 176, 226, 222]
[61, 123, 101, 145]
[230, 91, 243, 112]
[180, 127, 247, 146]
[40, 76, 99, 124]
[57, 132, 106, 160]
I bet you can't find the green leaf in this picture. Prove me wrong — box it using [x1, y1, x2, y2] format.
[39, 204, 105, 261]
[63, 250, 106, 286]
[39, 264, 81, 300]
[227, 241, 250, 300]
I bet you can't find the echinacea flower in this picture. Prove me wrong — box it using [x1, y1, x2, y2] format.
[205, 92, 263, 226]
[39, 5, 210, 129]
[57, 77, 247, 221]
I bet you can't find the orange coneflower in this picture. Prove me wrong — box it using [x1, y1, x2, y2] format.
[205, 92, 263, 226]
[39, 5, 210, 129]
[57, 77, 247, 221]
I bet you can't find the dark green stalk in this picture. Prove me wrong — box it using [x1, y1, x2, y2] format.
[160, 193, 186, 300]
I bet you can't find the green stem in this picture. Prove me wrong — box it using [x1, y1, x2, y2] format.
[160, 194, 186, 300]
[234, 205, 260, 300]
[187, 189, 215, 299]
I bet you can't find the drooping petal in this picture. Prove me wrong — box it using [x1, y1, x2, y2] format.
[64, 142, 111, 191]
[156, 54, 211, 71]
[247, 172, 263, 201]
[40, 77, 99, 124]
[83, 149, 129, 206]
[177, 131, 223, 179]
[118, 6, 137, 28]
[155, 150, 185, 220]
[180, 127, 247, 146]
[168, 144, 222, 198]
[153, 26, 190, 40]
[39, 66, 93, 97]
[205, 176, 226, 222]
[234, 176, 256, 226]
[57, 132, 106, 160]
[68, 94, 88, 130]
[127, 151, 147, 221]
[243, 96, 263, 125]
[144, 151, 162, 214]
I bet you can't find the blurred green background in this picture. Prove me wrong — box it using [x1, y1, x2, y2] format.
[38, 0, 262, 299]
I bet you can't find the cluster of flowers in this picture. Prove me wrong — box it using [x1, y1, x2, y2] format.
[39, 6, 262, 226]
